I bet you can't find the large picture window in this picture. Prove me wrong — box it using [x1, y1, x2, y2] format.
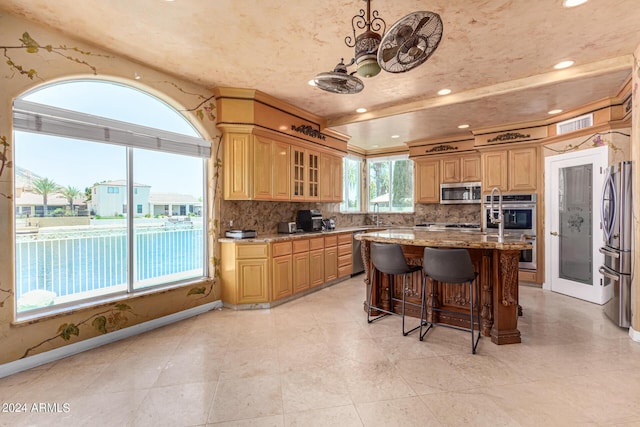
[341, 156, 362, 212]
[368, 155, 414, 213]
[13, 80, 209, 315]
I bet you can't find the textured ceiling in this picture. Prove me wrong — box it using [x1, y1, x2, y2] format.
[0, 0, 638, 150]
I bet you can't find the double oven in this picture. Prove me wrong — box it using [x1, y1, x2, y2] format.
[483, 194, 537, 270]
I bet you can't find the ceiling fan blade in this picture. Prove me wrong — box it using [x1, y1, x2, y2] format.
[381, 45, 400, 63]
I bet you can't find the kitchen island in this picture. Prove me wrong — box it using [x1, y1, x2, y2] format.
[355, 229, 532, 345]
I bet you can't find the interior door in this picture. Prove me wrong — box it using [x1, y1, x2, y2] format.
[544, 146, 609, 304]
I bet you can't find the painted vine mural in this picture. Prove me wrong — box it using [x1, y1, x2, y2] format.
[1, 30, 222, 359]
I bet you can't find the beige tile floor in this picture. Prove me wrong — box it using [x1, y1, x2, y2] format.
[2, 276, 640, 426]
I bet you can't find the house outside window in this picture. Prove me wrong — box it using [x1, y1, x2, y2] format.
[12, 80, 209, 316]
[368, 155, 414, 213]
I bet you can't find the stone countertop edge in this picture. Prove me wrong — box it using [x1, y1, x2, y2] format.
[354, 229, 533, 250]
[217, 226, 379, 243]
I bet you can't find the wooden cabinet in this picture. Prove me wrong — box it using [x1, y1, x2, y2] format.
[222, 233, 353, 306]
[223, 130, 343, 202]
[323, 236, 338, 282]
[441, 154, 481, 184]
[292, 239, 310, 294]
[221, 242, 269, 305]
[253, 135, 273, 200]
[308, 149, 320, 201]
[272, 140, 291, 200]
[291, 146, 321, 201]
[321, 154, 343, 202]
[415, 158, 440, 203]
[271, 242, 292, 300]
[223, 132, 292, 201]
[509, 147, 537, 191]
[223, 132, 251, 200]
[481, 146, 537, 192]
[482, 151, 508, 190]
[337, 233, 353, 278]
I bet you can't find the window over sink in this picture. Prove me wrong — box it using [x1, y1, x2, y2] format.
[368, 155, 414, 213]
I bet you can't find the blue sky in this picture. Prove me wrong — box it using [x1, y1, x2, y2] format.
[14, 80, 204, 196]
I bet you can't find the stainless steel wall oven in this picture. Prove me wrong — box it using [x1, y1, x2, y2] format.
[484, 194, 537, 270]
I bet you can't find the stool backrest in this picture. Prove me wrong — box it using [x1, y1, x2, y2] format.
[371, 242, 411, 275]
[423, 247, 476, 284]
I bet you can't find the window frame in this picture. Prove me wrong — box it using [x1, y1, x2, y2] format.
[367, 154, 415, 213]
[340, 155, 363, 213]
[12, 80, 209, 319]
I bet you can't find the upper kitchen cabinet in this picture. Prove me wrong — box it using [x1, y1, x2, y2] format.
[475, 127, 547, 193]
[291, 145, 321, 202]
[408, 138, 478, 204]
[481, 146, 538, 192]
[214, 88, 349, 202]
[320, 153, 343, 202]
[441, 154, 481, 184]
[414, 158, 440, 203]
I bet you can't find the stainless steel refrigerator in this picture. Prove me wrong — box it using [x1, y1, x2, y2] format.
[599, 161, 633, 327]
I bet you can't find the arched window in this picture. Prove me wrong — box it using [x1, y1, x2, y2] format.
[13, 80, 209, 315]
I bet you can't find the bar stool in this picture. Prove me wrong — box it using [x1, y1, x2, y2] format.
[368, 242, 423, 336]
[420, 247, 481, 354]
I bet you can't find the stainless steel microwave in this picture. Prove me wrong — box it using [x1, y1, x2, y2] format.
[440, 182, 482, 204]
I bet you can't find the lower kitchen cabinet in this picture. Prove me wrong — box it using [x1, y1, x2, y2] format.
[292, 239, 310, 293]
[272, 242, 293, 300]
[221, 232, 353, 307]
[221, 242, 270, 305]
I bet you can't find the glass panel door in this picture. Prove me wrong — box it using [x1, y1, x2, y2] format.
[545, 146, 609, 304]
[558, 164, 592, 285]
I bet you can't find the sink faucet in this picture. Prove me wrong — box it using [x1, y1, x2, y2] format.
[373, 202, 380, 226]
[489, 187, 504, 242]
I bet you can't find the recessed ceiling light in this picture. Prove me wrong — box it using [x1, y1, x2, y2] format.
[548, 109, 563, 114]
[457, 124, 469, 129]
[356, 108, 367, 113]
[391, 135, 400, 139]
[437, 88, 452, 96]
[308, 79, 317, 86]
[562, 0, 588, 7]
[554, 60, 574, 69]
[372, 144, 379, 148]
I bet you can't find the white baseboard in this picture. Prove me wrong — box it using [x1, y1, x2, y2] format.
[0, 300, 222, 379]
[629, 325, 640, 343]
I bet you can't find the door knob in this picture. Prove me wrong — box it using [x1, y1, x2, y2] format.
[550, 231, 558, 236]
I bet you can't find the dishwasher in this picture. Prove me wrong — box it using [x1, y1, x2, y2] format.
[352, 231, 365, 275]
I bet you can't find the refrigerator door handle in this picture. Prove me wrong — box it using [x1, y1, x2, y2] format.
[599, 246, 620, 258]
[600, 169, 616, 243]
[599, 266, 619, 282]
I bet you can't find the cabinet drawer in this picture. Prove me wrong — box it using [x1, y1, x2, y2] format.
[292, 239, 310, 254]
[309, 237, 324, 251]
[236, 244, 269, 259]
[272, 241, 292, 257]
[337, 233, 352, 245]
[338, 265, 352, 278]
[324, 235, 337, 247]
[338, 254, 351, 267]
[337, 244, 352, 257]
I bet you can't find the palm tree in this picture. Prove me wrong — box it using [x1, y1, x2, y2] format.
[59, 185, 81, 215]
[31, 177, 60, 216]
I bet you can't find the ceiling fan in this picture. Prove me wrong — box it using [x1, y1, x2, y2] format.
[313, 0, 444, 95]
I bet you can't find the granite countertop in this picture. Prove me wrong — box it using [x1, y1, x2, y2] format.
[218, 226, 382, 243]
[354, 229, 532, 250]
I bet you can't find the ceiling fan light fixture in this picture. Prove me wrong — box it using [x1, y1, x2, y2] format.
[313, 1, 443, 93]
[355, 30, 382, 78]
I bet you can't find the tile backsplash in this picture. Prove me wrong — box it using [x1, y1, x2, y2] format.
[220, 200, 482, 234]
